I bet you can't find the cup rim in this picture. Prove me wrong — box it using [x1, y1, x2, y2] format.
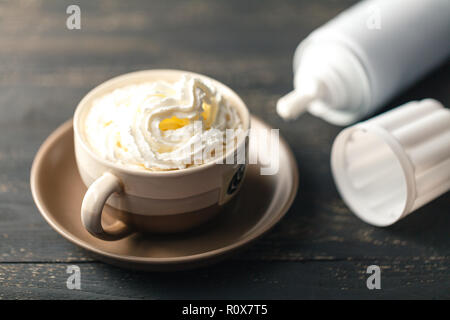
[73, 69, 250, 177]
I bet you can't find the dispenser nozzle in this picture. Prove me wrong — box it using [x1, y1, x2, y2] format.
[276, 81, 322, 120]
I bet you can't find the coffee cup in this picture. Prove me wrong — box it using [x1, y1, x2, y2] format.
[73, 70, 250, 240]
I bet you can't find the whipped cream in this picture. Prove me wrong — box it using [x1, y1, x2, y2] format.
[84, 76, 243, 171]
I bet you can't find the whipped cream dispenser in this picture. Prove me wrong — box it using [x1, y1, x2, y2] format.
[277, 0, 450, 125]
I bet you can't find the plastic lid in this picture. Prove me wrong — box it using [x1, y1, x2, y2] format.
[331, 99, 450, 226]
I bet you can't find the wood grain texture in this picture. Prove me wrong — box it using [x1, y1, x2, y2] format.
[1, 259, 449, 299]
[0, 0, 448, 299]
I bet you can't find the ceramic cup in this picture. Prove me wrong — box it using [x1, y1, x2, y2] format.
[74, 70, 250, 240]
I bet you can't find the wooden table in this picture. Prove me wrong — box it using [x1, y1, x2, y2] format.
[0, 0, 448, 299]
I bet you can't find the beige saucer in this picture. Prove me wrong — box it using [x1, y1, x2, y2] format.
[30, 116, 298, 271]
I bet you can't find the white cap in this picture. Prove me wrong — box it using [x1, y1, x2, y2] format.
[331, 99, 450, 226]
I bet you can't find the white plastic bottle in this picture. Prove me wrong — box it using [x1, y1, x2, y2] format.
[277, 0, 450, 125]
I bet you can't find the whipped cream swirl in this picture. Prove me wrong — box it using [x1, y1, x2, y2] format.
[84, 76, 243, 171]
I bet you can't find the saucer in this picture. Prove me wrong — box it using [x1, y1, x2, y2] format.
[30, 117, 298, 271]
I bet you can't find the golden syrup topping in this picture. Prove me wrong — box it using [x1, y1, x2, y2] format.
[201, 101, 218, 129]
[159, 116, 191, 131]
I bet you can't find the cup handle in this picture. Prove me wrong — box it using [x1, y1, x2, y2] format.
[81, 172, 132, 241]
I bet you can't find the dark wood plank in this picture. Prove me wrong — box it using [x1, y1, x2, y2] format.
[1, 259, 449, 299]
[0, 0, 448, 299]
